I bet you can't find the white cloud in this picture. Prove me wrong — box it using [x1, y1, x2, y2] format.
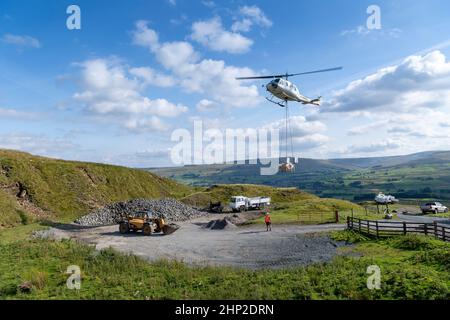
[74, 58, 188, 118]
[347, 139, 402, 153]
[292, 134, 330, 150]
[340, 26, 402, 38]
[129, 67, 176, 88]
[232, 5, 273, 32]
[156, 41, 199, 69]
[1, 34, 41, 48]
[265, 116, 329, 151]
[196, 99, 217, 112]
[124, 116, 169, 133]
[0, 108, 37, 119]
[132, 21, 261, 108]
[191, 17, 253, 54]
[342, 108, 450, 157]
[325, 51, 450, 113]
[132, 20, 160, 50]
[0, 133, 79, 157]
[202, 1, 215, 8]
[101, 149, 172, 168]
[72, 58, 188, 134]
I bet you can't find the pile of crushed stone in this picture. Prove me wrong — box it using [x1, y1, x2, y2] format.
[204, 217, 238, 230]
[74, 198, 207, 227]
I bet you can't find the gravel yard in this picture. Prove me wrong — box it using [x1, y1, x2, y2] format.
[45, 214, 348, 269]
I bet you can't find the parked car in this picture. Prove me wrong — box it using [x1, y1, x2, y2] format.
[420, 202, 449, 214]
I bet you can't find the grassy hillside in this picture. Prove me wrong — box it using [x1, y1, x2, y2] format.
[1, 234, 448, 299]
[150, 151, 450, 202]
[179, 184, 363, 224]
[180, 184, 317, 207]
[0, 150, 192, 228]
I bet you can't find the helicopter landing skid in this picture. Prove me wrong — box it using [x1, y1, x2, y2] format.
[266, 96, 287, 108]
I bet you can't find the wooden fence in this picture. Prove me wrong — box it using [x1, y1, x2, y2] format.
[347, 217, 450, 242]
[296, 211, 339, 224]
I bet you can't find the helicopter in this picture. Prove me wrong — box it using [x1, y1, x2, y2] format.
[236, 67, 342, 107]
[236, 66, 342, 173]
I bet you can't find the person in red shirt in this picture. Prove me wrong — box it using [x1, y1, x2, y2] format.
[264, 212, 272, 231]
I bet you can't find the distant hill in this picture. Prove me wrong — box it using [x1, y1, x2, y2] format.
[149, 151, 450, 202]
[0, 150, 191, 228]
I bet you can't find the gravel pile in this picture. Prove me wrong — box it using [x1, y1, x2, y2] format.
[75, 198, 207, 227]
[204, 217, 237, 230]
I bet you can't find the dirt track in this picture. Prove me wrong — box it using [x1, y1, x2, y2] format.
[46, 215, 348, 269]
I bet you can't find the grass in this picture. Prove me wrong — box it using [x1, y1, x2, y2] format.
[250, 198, 390, 225]
[0, 190, 27, 227]
[330, 230, 371, 243]
[180, 184, 317, 207]
[0, 235, 448, 300]
[0, 223, 47, 245]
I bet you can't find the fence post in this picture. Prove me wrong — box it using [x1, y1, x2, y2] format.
[347, 216, 350, 229]
[358, 219, 361, 232]
[403, 222, 407, 235]
[375, 221, 379, 238]
[424, 224, 428, 236]
[335, 210, 339, 223]
[443, 226, 446, 242]
[367, 220, 370, 235]
[433, 221, 438, 239]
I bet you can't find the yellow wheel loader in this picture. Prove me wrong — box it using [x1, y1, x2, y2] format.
[118, 211, 180, 236]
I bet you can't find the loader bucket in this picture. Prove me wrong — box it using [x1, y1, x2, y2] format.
[163, 223, 180, 235]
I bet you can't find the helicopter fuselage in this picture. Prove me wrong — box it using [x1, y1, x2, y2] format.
[266, 78, 320, 106]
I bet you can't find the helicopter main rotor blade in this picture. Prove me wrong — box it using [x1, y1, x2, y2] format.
[235, 67, 342, 80]
[288, 67, 343, 77]
[235, 75, 282, 80]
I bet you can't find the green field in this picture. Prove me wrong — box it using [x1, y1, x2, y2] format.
[1, 233, 448, 300]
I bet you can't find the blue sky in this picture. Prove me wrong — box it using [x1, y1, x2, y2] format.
[1, 0, 450, 167]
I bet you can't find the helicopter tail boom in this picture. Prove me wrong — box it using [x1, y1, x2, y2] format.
[301, 96, 321, 106]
